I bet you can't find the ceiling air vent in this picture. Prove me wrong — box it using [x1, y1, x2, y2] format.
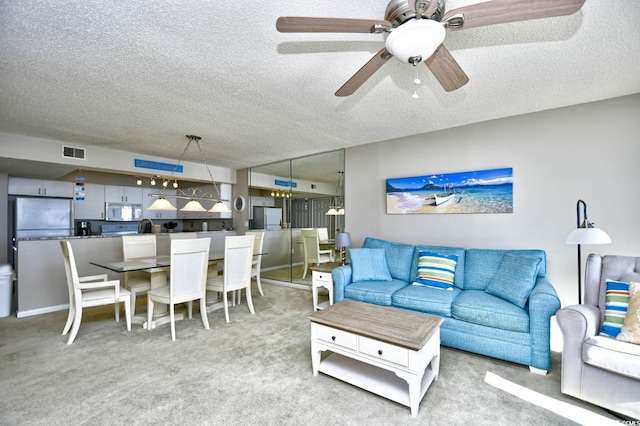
[62, 145, 86, 160]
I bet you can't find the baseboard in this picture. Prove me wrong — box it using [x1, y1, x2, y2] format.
[17, 303, 69, 318]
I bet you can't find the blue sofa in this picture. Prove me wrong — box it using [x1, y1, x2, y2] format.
[332, 237, 561, 373]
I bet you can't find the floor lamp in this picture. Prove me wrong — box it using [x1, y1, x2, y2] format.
[565, 199, 611, 304]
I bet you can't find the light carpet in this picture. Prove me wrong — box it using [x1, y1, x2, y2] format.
[0, 283, 617, 425]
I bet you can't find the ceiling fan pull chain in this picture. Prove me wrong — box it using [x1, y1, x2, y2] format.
[412, 66, 421, 99]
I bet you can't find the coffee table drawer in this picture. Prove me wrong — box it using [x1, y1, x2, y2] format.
[359, 336, 409, 367]
[316, 324, 357, 350]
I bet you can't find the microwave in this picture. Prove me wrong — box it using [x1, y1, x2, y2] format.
[105, 203, 143, 221]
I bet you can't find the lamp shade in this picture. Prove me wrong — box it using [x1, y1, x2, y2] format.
[147, 197, 177, 211]
[335, 232, 352, 249]
[326, 207, 339, 216]
[209, 201, 232, 213]
[566, 227, 612, 245]
[181, 200, 207, 212]
[385, 19, 446, 64]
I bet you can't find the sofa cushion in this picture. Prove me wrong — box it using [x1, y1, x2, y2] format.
[451, 290, 530, 333]
[600, 280, 630, 338]
[617, 282, 640, 344]
[344, 279, 409, 306]
[464, 249, 546, 291]
[349, 248, 392, 282]
[414, 251, 458, 290]
[583, 335, 640, 379]
[363, 237, 415, 282]
[392, 285, 461, 317]
[484, 254, 541, 308]
[411, 245, 466, 289]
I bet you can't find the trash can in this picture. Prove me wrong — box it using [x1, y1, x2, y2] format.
[0, 264, 14, 318]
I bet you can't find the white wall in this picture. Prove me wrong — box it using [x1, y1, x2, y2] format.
[345, 94, 640, 350]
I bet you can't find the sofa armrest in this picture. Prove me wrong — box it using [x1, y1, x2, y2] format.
[528, 277, 562, 371]
[557, 304, 601, 345]
[332, 265, 353, 303]
[556, 304, 601, 396]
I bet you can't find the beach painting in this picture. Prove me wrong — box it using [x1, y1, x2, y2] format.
[386, 168, 513, 215]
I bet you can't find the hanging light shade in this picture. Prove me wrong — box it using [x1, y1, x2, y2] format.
[209, 201, 232, 213]
[181, 199, 207, 212]
[146, 135, 233, 214]
[326, 207, 339, 216]
[147, 197, 177, 211]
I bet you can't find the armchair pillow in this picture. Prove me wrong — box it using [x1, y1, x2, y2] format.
[413, 251, 458, 290]
[484, 254, 541, 308]
[616, 281, 640, 344]
[349, 248, 392, 282]
[600, 280, 630, 338]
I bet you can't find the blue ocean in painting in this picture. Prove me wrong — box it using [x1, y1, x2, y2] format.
[386, 168, 513, 214]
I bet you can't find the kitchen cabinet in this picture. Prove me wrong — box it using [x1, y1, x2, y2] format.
[74, 183, 105, 220]
[104, 185, 143, 204]
[142, 188, 177, 219]
[8, 177, 73, 198]
[177, 183, 232, 219]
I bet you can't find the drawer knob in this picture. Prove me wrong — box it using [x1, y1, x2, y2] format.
[331, 336, 336, 341]
[378, 349, 383, 355]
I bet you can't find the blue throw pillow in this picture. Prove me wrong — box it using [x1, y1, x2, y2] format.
[413, 251, 458, 291]
[484, 254, 541, 308]
[600, 280, 630, 338]
[349, 248, 392, 282]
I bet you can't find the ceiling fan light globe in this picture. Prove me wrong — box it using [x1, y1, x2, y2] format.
[385, 19, 445, 64]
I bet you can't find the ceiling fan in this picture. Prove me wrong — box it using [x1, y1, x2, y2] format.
[276, 0, 586, 96]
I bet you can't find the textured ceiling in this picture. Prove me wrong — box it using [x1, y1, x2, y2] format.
[0, 1, 639, 174]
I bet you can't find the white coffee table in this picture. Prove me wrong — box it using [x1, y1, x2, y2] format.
[309, 299, 443, 417]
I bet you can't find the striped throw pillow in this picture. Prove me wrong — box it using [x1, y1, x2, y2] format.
[413, 252, 458, 290]
[600, 279, 630, 338]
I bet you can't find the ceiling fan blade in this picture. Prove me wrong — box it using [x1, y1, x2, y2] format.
[335, 48, 391, 97]
[425, 45, 469, 92]
[276, 16, 391, 33]
[442, 0, 586, 31]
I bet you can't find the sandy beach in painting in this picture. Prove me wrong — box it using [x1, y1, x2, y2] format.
[386, 187, 513, 215]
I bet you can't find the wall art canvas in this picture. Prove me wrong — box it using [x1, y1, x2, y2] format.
[386, 167, 513, 214]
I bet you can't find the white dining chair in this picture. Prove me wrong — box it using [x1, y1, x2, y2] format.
[301, 229, 334, 279]
[206, 235, 255, 323]
[122, 235, 156, 315]
[60, 240, 131, 345]
[246, 231, 265, 296]
[317, 227, 329, 242]
[146, 238, 211, 341]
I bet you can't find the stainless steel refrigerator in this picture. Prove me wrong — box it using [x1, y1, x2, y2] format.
[14, 197, 74, 239]
[253, 207, 282, 230]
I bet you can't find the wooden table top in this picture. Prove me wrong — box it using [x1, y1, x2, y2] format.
[309, 262, 342, 273]
[309, 299, 443, 351]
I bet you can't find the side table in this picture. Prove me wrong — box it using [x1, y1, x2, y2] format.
[310, 262, 341, 311]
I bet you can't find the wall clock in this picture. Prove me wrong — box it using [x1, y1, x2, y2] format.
[233, 196, 246, 212]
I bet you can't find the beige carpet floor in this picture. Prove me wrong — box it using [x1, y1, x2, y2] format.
[0, 282, 617, 425]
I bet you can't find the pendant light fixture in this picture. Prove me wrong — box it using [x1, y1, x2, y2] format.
[147, 135, 231, 213]
[326, 171, 345, 216]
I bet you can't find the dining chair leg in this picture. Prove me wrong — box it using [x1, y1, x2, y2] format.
[62, 305, 75, 336]
[223, 292, 230, 323]
[114, 302, 120, 322]
[302, 262, 309, 279]
[147, 298, 154, 331]
[67, 305, 83, 345]
[124, 296, 132, 331]
[200, 296, 210, 330]
[170, 304, 176, 341]
[187, 301, 193, 319]
[130, 291, 137, 316]
[245, 286, 255, 316]
[256, 274, 264, 296]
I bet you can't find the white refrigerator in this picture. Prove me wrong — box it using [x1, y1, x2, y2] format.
[253, 207, 282, 230]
